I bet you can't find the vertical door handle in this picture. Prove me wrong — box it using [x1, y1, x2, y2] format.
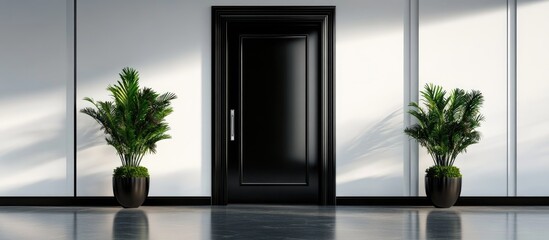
[230, 109, 235, 141]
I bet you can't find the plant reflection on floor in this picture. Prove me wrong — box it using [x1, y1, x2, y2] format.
[113, 209, 149, 240]
[427, 210, 462, 240]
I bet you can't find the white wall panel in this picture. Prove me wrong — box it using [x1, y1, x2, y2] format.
[419, 0, 508, 196]
[517, 0, 549, 196]
[335, 0, 405, 196]
[76, 0, 211, 196]
[0, 0, 73, 196]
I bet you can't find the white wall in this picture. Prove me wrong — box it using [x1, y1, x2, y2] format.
[1, 0, 548, 197]
[517, 0, 549, 196]
[76, 0, 212, 196]
[0, 0, 73, 196]
[418, 0, 508, 196]
[75, 0, 407, 197]
[335, 0, 405, 196]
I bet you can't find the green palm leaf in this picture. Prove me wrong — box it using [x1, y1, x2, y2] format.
[404, 83, 484, 167]
[80, 67, 177, 167]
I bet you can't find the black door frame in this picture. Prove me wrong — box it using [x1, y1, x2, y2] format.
[212, 6, 335, 205]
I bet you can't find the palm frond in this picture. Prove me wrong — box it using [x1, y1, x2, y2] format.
[404, 83, 484, 166]
[80, 67, 177, 166]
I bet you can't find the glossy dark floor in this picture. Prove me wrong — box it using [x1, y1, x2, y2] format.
[1, 205, 548, 239]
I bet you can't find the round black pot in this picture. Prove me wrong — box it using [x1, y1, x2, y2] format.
[113, 177, 149, 208]
[425, 176, 462, 208]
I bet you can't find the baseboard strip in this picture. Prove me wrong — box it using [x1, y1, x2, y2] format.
[0, 197, 211, 206]
[336, 197, 549, 206]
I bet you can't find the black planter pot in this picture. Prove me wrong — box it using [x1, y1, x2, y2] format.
[113, 177, 150, 208]
[425, 176, 462, 208]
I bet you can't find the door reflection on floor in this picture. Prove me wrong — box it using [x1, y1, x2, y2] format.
[209, 205, 335, 239]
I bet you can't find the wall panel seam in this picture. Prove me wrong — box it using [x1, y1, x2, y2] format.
[507, 0, 517, 197]
[410, 0, 419, 197]
[73, 0, 77, 197]
[403, 0, 411, 197]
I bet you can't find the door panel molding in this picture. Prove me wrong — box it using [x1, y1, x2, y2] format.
[239, 34, 309, 187]
[212, 6, 335, 205]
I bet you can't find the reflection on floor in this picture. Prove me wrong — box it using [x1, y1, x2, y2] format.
[0, 205, 548, 239]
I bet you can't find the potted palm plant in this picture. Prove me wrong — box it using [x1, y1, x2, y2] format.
[80, 67, 176, 208]
[405, 83, 484, 208]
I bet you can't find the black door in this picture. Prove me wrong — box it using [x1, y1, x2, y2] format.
[226, 22, 321, 203]
[212, 6, 335, 205]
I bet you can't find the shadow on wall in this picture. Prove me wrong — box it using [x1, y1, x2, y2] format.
[337, 109, 403, 195]
[0, 115, 66, 169]
[0, 114, 68, 195]
[77, 116, 104, 151]
[339, 109, 402, 163]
